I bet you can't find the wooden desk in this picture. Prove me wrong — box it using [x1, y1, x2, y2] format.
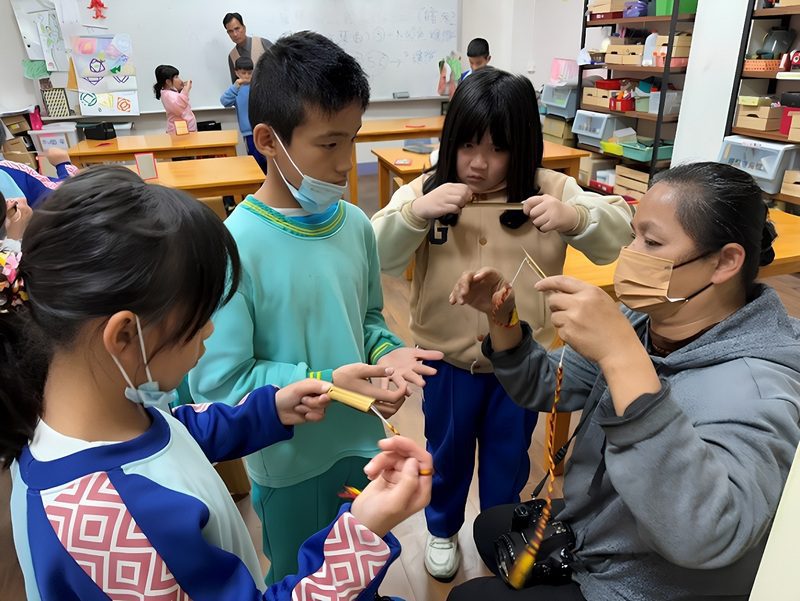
[549, 208, 800, 470]
[128, 155, 263, 201]
[69, 131, 239, 167]
[350, 116, 445, 205]
[371, 141, 590, 208]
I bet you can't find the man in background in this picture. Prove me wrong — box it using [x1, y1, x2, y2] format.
[223, 12, 273, 84]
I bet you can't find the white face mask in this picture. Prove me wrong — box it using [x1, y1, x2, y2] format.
[110, 315, 178, 413]
[272, 130, 347, 214]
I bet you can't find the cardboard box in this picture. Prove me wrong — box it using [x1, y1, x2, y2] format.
[778, 0, 800, 7]
[656, 33, 692, 47]
[738, 95, 776, 107]
[616, 164, 650, 185]
[1, 115, 30, 135]
[657, 44, 691, 58]
[613, 183, 645, 201]
[2, 136, 37, 170]
[543, 133, 576, 147]
[543, 116, 575, 139]
[738, 105, 782, 120]
[588, 0, 627, 12]
[579, 153, 618, 186]
[582, 87, 611, 108]
[606, 45, 644, 65]
[781, 170, 800, 197]
[735, 115, 781, 131]
[616, 174, 649, 194]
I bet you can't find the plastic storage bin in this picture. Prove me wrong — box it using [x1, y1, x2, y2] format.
[648, 90, 682, 114]
[656, 0, 698, 15]
[113, 122, 134, 136]
[541, 85, 578, 119]
[621, 141, 674, 162]
[718, 135, 799, 194]
[571, 110, 635, 148]
[27, 122, 78, 153]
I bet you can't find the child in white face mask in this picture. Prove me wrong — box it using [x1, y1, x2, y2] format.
[189, 31, 444, 585]
[1, 165, 433, 600]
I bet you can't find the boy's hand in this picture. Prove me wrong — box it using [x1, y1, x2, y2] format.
[523, 195, 580, 233]
[332, 363, 408, 415]
[274, 379, 331, 426]
[234, 78, 245, 87]
[410, 183, 472, 220]
[351, 436, 433, 537]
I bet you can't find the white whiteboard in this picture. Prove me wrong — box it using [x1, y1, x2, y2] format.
[87, 0, 459, 113]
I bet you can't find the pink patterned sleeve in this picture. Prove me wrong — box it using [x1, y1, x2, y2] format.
[291, 512, 392, 601]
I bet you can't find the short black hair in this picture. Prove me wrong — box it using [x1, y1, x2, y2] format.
[652, 162, 777, 295]
[223, 12, 244, 28]
[467, 38, 490, 58]
[249, 31, 370, 144]
[234, 56, 254, 71]
[153, 64, 179, 99]
[424, 68, 542, 228]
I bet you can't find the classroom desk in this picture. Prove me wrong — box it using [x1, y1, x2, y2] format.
[350, 115, 445, 205]
[547, 208, 800, 470]
[69, 131, 239, 167]
[371, 141, 590, 208]
[127, 155, 263, 200]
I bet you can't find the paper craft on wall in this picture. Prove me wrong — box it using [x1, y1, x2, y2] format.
[35, 10, 68, 71]
[78, 90, 139, 116]
[42, 88, 71, 117]
[71, 35, 135, 78]
[11, 0, 69, 71]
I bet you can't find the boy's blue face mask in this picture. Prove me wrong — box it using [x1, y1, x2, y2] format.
[110, 315, 178, 413]
[272, 130, 347, 214]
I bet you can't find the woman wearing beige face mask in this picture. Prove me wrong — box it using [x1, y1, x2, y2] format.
[445, 162, 800, 601]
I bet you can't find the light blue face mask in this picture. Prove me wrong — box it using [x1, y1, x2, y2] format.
[110, 315, 178, 413]
[272, 130, 347, 214]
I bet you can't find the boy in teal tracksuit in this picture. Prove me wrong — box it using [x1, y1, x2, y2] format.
[189, 31, 441, 584]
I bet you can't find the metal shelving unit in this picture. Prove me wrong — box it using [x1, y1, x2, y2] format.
[578, 0, 695, 178]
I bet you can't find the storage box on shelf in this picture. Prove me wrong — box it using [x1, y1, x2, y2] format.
[654, 49, 689, 68]
[1, 115, 30, 135]
[649, 90, 682, 114]
[655, 0, 698, 15]
[781, 169, 800, 198]
[1, 136, 37, 170]
[655, 32, 692, 58]
[735, 104, 782, 131]
[615, 164, 651, 193]
[28, 122, 78, 153]
[789, 113, 800, 142]
[718, 135, 799, 194]
[582, 87, 613, 109]
[606, 45, 644, 65]
[578, 152, 618, 186]
[542, 85, 578, 119]
[572, 110, 635, 148]
[621, 141, 674, 161]
[588, 0, 628, 13]
[542, 115, 575, 147]
[780, 107, 800, 135]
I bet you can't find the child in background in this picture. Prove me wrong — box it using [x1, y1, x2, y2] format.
[221, 56, 268, 173]
[154, 64, 197, 134]
[1, 127, 79, 208]
[460, 37, 491, 81]
[3, 165, 433, 600]
[190, 31, 443, 585]
[372, 67, 634, 581]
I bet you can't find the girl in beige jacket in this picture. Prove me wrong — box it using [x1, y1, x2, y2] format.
[371, 68, 634, 581]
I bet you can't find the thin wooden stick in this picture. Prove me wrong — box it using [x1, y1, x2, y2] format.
[521, 246, 547, 280]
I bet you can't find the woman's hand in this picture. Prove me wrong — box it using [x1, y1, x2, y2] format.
[536, 276, 661, 414]
[450, 267, 515, 319]
[351, 436, 433, 537]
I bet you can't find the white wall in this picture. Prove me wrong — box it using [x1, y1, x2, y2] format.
[671, 0, 752, 164]
[1, 0, 38, 113]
